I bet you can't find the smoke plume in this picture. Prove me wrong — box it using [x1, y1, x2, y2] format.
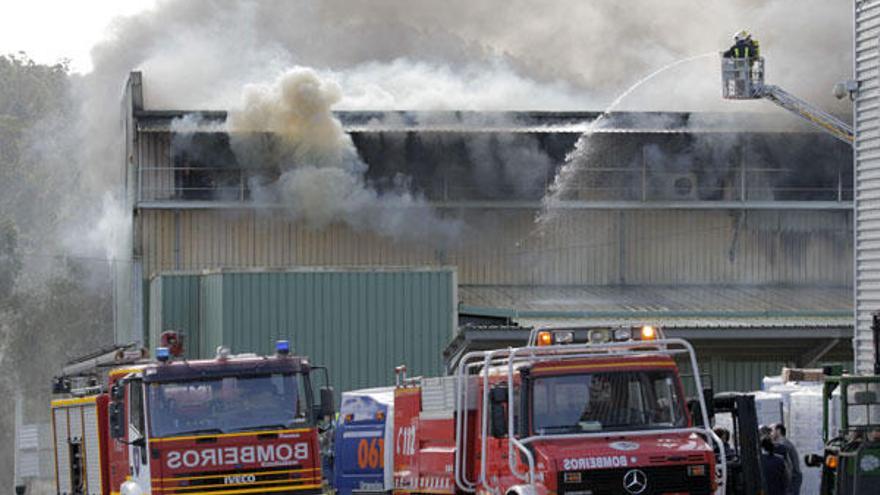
[227, 68, 461, 241]
[85, 0, 851, 113]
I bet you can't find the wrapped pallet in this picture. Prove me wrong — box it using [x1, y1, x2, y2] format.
[752, 391, 784, 426]
[762, 375, 783, 391]
[789, 389, 825, 495]
[769, 383, 800, 427]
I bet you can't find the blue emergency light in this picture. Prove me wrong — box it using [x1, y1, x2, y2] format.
[276, 340, 290, 356]
[156, 346, 170, 362]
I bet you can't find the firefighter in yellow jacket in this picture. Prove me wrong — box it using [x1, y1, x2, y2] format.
[724, 30, 760, 59]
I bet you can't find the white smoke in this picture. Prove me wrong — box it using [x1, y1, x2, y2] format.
[79, 193, 130, 263]
[81, 0, 851, 113]
[227, 68, 461, 241]
[329, 59, 586, 111]
[58, 0, 851, 254]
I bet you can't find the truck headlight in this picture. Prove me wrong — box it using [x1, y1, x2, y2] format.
[687, 464, 707, 476]
[563, 472, 582, 483]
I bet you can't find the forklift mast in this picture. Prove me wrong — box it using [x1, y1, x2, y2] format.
[713, 392, 764, 495]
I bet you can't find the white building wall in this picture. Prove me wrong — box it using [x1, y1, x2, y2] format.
[855, 0, 880, 373]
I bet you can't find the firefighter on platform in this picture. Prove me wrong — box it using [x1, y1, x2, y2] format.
[724, 30, 760, 60]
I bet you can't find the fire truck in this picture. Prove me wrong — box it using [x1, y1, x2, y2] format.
[50, 332, 334, 495]
[391, 326, 726, 495]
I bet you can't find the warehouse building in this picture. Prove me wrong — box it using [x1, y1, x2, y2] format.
[118, 71, 854, 392]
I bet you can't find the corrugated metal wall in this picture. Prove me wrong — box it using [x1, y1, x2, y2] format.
[855, 0, 880, 373]
[148, 274, 201, 357]
[138, 132, 173, 200]
[701, 358, 794, 393]
[682, 355, 851, 394]
[149, 268, 457, 395]
[137, 208, 852, 286]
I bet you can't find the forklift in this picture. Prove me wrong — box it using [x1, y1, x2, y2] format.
[688, 375, 764, 494]
[713, 392, 765, 494]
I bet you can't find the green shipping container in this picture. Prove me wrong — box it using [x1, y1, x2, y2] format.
[148, 272, 202, 356]
[149, 267, 457, 396]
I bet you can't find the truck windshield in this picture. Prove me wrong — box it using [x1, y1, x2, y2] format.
[531, 370, 686, 434]
[147, 373, 308, 438]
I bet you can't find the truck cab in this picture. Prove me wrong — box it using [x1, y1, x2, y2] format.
[51, 339, 334, 495]
[392, 327, 725, 495]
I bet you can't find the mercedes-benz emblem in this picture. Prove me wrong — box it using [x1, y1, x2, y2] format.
[622, 469, 648, 494]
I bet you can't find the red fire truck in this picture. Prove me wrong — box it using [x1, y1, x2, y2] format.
[50, 334, 334, 495]
[392, 327, 726, 495]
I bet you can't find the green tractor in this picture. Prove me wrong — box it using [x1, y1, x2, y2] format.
[804, 315, 880, 494]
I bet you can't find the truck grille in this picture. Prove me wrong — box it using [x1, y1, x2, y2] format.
[559, 465, 712, 495]
[156, 465, 322, 494]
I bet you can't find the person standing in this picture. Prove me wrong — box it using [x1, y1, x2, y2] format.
[761, 435, 790, 495]
[772, 423, 802, 495]
[713, 427, 737, 462]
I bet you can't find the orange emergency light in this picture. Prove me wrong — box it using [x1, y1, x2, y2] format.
[825, 455, 839, 469]
[640, 325, 657, 340]
[536, 331, 553, 346]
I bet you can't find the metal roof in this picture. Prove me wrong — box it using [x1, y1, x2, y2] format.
[459, 285, 853, 330]
[448, 285, 853, 372]
[512, 317, 852, 332]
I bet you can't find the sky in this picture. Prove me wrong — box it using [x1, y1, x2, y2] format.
[0, 0, 157, 73]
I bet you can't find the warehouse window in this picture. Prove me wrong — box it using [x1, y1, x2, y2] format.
[172, 133, 243, 200]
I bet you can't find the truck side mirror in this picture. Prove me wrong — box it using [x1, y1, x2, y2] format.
[111, 382, 124, 401]
[804, 454, 824, 468]
[319, 387, 335, 419]
[490, 385, 508, 438]
[109, 401, 125, 439]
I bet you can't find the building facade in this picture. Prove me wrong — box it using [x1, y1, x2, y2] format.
[121, 71, 854, 391]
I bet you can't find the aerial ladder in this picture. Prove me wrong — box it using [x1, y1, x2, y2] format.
[721, 45, 854, 145]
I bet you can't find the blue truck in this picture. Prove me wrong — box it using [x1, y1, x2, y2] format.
[329, 387, 394, 495]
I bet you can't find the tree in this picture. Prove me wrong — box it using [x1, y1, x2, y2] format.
[0, 52, 109, 493]
[0, 218, 21, 301]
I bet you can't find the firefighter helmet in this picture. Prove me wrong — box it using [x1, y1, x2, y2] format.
[734, 30, 750, 42]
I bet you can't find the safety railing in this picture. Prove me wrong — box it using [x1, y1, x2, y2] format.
[137, 165, 852, 206]
[721, 56, 765, 100]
